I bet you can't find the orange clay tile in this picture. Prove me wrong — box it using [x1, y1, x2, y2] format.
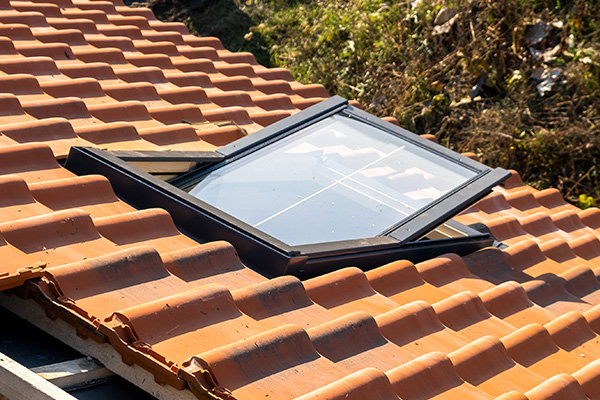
[415, 253, 496, 295]
[448, 335, 545, 396]
[40, 245, 190, 322]
[375, 300, 470, 356]
[551, 209, 600, 239]
[385, 352, 490, 400]
[46, 17, 98, 33]
[28, 174, 136, 217]
[0, 174, 52, 221]
[365, 259, 450, 305]
[525, 373, 588, 400]
[501, 323, 590, 378]
[303, 267, 400, 317]
[231, 276, 335, 329]
[478, 281, 557, 328]
[21, 97, 100, 128]
[544, 311, 600, 358]
[533, 188, 579, 213]
[0, 93, 37, 124]
[0, 143, 75, 182]
[93, 208, 200, 252]
[556, 265, 600, 304]
[85, 100, 166, 128]
[578, 207, 600, 230]
[0, 72, 53, 102]
[432, 291, 517, 340]
[4, 1, 600, 399]
[180, 325, 353, 400]
[135, 125, 217, 150]
[307, 311, 413, 372]
[568, 234, 600, 274]
[493, 169, 530, 194]
[0, 117, 95, 158]
[521, 212, 577, 243]
[475, 191, 524, 218]
[502, 239, 566, 277]
[486, 215, 537, 245]
[522, 274, 593, 314]
[103, 284, 267, 367]
[463, 247, 534, 285]
[539, 238, 596, 272]
[39, 78, 116, 104]
[58, 61, 119, 81]
[146, 103, 206, 125]
[72, 122, 164, 150]
[0, 208, 120, 266]
[0, 230, 46, 291]
[494, 391, 529, 400]
[572, 359, 600, 399]
[155, 85, 212, 107]
[160, 241, 266, 290]
[504, 190, 551, 216]
[293, 368, 401, 400]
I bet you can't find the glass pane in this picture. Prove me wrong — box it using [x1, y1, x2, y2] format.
[189, 114, 477, 245]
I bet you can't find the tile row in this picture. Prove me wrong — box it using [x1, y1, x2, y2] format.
[22, 239, 600, 399]
[0, 137, 598, 400]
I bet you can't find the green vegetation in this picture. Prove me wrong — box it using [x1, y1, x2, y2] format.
[133, 0, 600, 205]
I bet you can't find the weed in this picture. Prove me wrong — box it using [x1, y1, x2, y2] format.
[136, 0, 600, 205]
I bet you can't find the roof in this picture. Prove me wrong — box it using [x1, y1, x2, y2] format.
[1, 0, 600, 399]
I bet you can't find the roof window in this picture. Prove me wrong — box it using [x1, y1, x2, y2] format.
[66, 96, 509, 278]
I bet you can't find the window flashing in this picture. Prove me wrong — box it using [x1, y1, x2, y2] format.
[65, 96, 510, 278]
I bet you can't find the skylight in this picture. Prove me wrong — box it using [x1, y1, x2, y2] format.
[188, 113, 478, 246]
[67, 96, 510, 277]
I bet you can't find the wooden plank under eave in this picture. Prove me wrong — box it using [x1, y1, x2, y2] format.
[0, 351, 78, 400]
[32, 357, 114, 390]
[0, 293, 206, 400]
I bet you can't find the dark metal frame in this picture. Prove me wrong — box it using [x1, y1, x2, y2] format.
[66, 96, 510, 278]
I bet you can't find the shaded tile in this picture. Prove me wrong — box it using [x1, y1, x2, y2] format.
[304, 267, 400, 317]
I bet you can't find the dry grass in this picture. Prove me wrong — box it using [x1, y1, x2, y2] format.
[133, 0, 600, 206]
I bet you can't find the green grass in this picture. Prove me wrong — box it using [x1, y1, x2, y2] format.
[136, 0, 600, 206]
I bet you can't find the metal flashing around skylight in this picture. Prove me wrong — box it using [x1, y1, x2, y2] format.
[66, 96, 510, 278]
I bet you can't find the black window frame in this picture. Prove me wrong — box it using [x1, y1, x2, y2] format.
[66, 96, 510, 278]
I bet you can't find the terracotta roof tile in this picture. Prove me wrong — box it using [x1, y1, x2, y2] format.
[304, 267, 400, 317]
[544, 311, 600, 357]
[3, 2, 600, 399]
[232, 276, 335, 329]
[477, 281, 556, 327]
[73, 122, 163, 149]
[522, 275, 593, 314]
[366, 259, 451, 304]
[41, 245, 189, 318]
[375, 301, 471, 355]
[181, 325, 352, 399]
[293, 368, 401, 400]
[0, 208, 118, 266]
[0, 174, 53, 221]
[386, 352, 490, 400]
[525, 373, 588, 400]
[0, 232, 46, 290]
[415, 253, 496, 294]
[160, 242, 266, 289]
[103, 284, 266, 365]
[0, 118, 95, 157]
[93, 208, 200, 252]
[432, 291, 517, 340]
[0, 143, 73, 181]
[572, 359, 600, 399]
[28, 174, 136, 217]
[448, 336, 545, 396]
[307, 312, 413, 371]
